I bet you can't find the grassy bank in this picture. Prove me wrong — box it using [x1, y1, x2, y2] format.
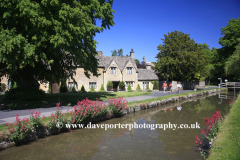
[127, 88, 225, 108]
[207, 93, 240, 160]
[0, 91, 152, 110]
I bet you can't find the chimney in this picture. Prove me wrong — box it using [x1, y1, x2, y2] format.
[97, 51, 103, 57]
[143, 56, 146, 62]
[130, 49, 134, 59]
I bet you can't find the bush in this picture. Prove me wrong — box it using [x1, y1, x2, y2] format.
[136, 84, 142, 91]
[4, 88, 46, 101]
[100, 84, 106, 92]
[1, 83, 6, 92]
[60, 79, 68, 93]
[90, 85, 95, 92]
[147, 89, 152, 92]
[153, 80, 158, 90]
[5, 114, 31, 144]
[47, 83, 51, 93]
[80, 85, 86, 93]
[71, 85, 77, 92]
[147, 84, 150, 90]
[71, 98, 107, 124]
[119, 81, 125, 90]
[127, 84, 133, 92]
[107, 97, 127, 115]
[107, 81, 113, 91]
[10, 81, 17, 89]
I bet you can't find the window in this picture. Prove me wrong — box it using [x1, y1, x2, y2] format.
[89, 82, 97, 89]
[68, 82, 73, 88]
[127, 67, 132, 75]
[143, 82, 149, 89]
[111, 67, 116, 74]
[126, 81, 133, 87]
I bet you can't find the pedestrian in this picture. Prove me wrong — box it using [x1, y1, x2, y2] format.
[169, 82, 172, 93]
[162, 81, 168, 93]
[177, 82, 182, 93]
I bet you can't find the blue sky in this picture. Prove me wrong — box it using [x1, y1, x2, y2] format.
[95, 0, 240, 63]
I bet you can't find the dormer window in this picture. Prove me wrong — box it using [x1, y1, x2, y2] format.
[127, 67, 132, 75]
[111, 67, 116, 74]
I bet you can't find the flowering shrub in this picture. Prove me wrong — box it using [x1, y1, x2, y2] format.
[195, 111, 222, 159]
[29, 110, 44, 131]
[195, 135, 206, 159]
[107, 96, 127, 115]
[5, 114, 31, 144]
[70, 98, 107, 125]
[47, 103, 67, 131]
[201, 111, 222, 141]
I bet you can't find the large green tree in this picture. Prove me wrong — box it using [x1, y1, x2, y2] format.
[219, 18, 240, 56]
[225, 42, 240, 80]
[153, 31, 208, 81]
[217, 18, 240, 81]
[0, 0, 115, 88]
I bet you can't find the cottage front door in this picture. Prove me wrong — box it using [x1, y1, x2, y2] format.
[113, 82, 119, 92]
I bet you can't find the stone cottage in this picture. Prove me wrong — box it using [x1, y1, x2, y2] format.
[66, 49, 158, 92]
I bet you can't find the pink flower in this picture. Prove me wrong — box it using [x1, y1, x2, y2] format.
[42, 115, 45, 120]
[5, 123, 8, 126]
[21, 126, 25, 132]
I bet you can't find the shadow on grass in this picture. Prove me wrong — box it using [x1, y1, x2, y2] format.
[0, 92, 152, 110]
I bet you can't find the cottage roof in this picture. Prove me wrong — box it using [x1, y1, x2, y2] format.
[137, 68, 158, 81]
[96, 51, 158, 81]
[96, 51, 137, 72]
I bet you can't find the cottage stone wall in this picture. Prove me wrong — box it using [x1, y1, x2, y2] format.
[104, 60, 122, 90]
[137, 81, 153, 90]
[67, 68, 104, 91]
[123, 61, 138, 90]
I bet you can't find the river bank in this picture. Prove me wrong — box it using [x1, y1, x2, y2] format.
[207, 91, 240, 160]
[0, 89, 223, 151]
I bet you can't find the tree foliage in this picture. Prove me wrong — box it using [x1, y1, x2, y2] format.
[153, 31, 208, 81]
[111, 48, 123, 56]
[107, 81, 113, 90]
[0, 0, 116, 87]
[90, 85, 95, 92]
[153, 80, 158, 90]
[219, 18, 240, 54]
[71, 85, 76, 92]
[136, 84, 142, 91]
[137, 61, 146, 69]
[100, 84, 105, 92]
[60, 79, 67, 93]
[119, 81, 125, 90]
[80, 85, 86, 93]
[225, 42, 240, 80]
[127, 84, 132, 92]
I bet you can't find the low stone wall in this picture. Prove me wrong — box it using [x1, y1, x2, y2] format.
[0, 89, 220, 150]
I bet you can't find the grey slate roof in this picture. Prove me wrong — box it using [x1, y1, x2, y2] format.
[96, 51, 137, 71]
[138, 68, 158, 81]
[96, 51, 158, 81]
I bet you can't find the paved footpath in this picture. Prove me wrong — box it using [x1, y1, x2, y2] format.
[0, 87, 218, 124]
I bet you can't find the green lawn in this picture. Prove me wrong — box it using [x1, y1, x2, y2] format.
[127, 88, 226, 108]
[207, 93, 240, 160]
[0, 91, 153, 110]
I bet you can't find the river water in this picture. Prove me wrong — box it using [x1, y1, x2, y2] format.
[0, 91, 236, 160]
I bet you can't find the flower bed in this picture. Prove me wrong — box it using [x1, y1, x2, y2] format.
[195, 111, 222, 159]
[3, 97, 127, 145]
